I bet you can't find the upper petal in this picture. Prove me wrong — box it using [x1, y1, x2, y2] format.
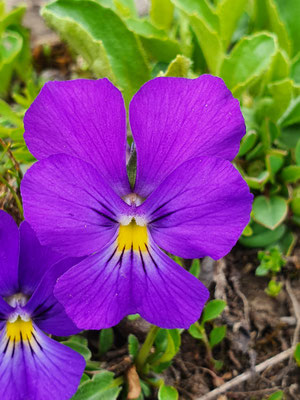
[24, 78, 130, 196]
[129, 75, 245, 197]
[19, 221, 63, 295]
[137, 156, 253, 260]
[21, 154, 130, 257]
[0, 211, 19, 296]
[0, 322, 85, 400]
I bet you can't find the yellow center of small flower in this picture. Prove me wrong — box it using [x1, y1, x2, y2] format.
[117, 220, 148, 252]
[6, 317, 33, 342]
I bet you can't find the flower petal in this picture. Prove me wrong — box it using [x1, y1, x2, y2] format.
[19, 221, 63, 295]
[129, 75, 245, 197]
[24, 79, 130, 196]
[21, 154, 130, 257]
[0, 211, 19, 296]
[54, 238, 209, 330]
[137, 156, 253, 260]
[0, 322, 85, 400]
[24, 258, 82, 336]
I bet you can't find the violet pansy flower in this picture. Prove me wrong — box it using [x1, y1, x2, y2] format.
[0, 210, 85, 400]
[21, 76, 253, 330]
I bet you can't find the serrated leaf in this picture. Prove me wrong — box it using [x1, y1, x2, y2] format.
[42, 0, 150, 105]
[219, 32, 277, 96]
[171, 0, 223, 74]
[158, 384, 178, 400]
[252, 195, 288, 230]
[274, 0, 300, 55]
[125, 18, 180, 63]
[99, 328, 114, 356]
[267, 78, 293, 120]
[279, 97, 300, 127]
[202, 300, 226, 324]
[209, 325, 227, 348]
[216, 0, 247, 49]
[71, 371, 121, 400]
[164, 54, 192, 77]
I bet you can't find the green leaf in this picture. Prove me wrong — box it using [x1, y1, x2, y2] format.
[295, 139, 300, 165]
[125, 18, 180, 63]
[294, 343, 300, 367]
[266, 390, 284, 400]
[158, 330, 181, 363]
[158, 384, 178, 400]
[164, 54, 192, 77]
[252, 196, 288, 230]
[72, 371, 121, 400]
[128, 334, 139, 360]
[114, 0, 137, 18]
[279, 97, 300, 127]
[63, 336, 92, 362]
[219, 32, 277, 96]
[267, 78, 293, 120]
[291, 53, 300, 85]
[171, 0, 223, 74]
[150, 0, 174, 30]
[0, 31, 23, 96]
[188, 323, 203, 339]
[189, 259, 200, 278]
[42, 0, 150, 105]
[265, 279, 282, 297]
[263, 0, 291, 55]
[239, 223, 286, 248]
[274, 0, 300, 55]
[99, 328, 114, 356]
[281, 165, 300, 183]
[245, 170, 269, 190]
[202, 300, 226, 324]
[209, 325, 227, 348]
[216, 0, 247, 49]
[237, 130, 258, 157]
[265, 151, 285, 182]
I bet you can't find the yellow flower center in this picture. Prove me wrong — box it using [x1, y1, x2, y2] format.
[6, 317, 33, 342]
[117, 220, 148, 252]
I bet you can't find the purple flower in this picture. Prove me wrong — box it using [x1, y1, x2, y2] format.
[21, 76, 253, 330]
[0, 211, 85, 400]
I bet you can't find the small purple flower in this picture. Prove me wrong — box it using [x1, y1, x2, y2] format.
[21, 76, 253, 330]
[0, 211, 85, 400]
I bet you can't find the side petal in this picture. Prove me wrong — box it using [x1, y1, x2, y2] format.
[21, 154, 130, 257]
[24, 78, 130, 196]
[137, 156, 253, 260]
[19, 221, 63, 295]
[0, 211, 19, 296]
[24, 257, 83, 336]
[54, 239, 209, 330]
[0, 298, 14, 331]
[129, 75, 245, 197]
[0, 322, 85, 400]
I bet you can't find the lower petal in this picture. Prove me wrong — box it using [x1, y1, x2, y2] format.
[54, 238, 209, 330]
[0, 321, 85, 400]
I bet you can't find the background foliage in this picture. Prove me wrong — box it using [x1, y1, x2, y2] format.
[0, 0, 300, 398]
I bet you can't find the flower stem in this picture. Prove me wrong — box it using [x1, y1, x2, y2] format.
[136, 325, 159, 373]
